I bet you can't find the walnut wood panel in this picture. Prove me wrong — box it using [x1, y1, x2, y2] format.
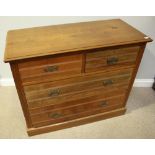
[18, 53, 82, 85]
[25, 68, 133, 102]
[4, 19, 152, 62]
[19, 61, 81, 78]
[26, 76, 129, 102]
[27, 108, 126, 136]
[28, 84, 128, 110]
[86, 46, 139, 72]
[29, 89, 127, 115]
[33, 104, 124, 128]
[10, 62, 32, 128]
[122, 44, 147, 107]
[28, 74, 129, 108]
[31, 94, 126, 124]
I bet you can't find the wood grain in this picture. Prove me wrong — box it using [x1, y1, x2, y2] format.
[10, 62, 32, 128]
[86, 46, 139, 58]
[18, 53, 82, 69]
[27, 108, 126, 136]
[86, 46, 139, 72]
[28, 85, 128, 109]
[4, 19, 153, 136]
[29, 89, 127, 115]
[33, 104, 124, 127]
[24, 67, 133, 92]
[30, 94, 126, 125]
[123, 43, 147, 107]
[25, 68, 132, 102]
[4, 19, 152, 62]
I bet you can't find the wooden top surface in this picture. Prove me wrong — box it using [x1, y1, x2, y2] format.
[4, 19, 152, 62]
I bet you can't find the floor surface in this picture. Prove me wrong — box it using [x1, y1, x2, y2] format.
[0, 87, 155, 138]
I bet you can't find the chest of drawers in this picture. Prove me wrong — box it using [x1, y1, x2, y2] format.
[4, 19, 152, 136]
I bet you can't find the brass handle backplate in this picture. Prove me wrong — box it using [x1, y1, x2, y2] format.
[44, 66, 58, 72]
[107, 57, 118, 65]
[48, 89, 60, 97]
[48, 113, 62, 119]
[103, 79, 113, 86]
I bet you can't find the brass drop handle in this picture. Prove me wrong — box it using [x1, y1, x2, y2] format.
[103, 79, 113, 86]
[107, 57, 118, 65]
[100, 101, 108, 107]
[48, 113, 62, 119]
[44, 65, 58, 72]
[48, 89, 60, 97]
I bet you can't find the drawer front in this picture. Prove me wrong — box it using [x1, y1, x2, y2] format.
[31, 94, 126, 127]
[18, 53, 83, 85]
[29, 88, 127, 115]
[86, 46, 140, 72]
[25, 68, 133, 109]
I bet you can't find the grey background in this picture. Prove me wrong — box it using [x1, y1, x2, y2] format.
[0, 16, 155, 80]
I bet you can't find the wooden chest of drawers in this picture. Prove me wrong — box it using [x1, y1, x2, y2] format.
[4, 19, 152, 136]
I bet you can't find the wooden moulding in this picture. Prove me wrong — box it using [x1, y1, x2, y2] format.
[27, 108, 126, 136]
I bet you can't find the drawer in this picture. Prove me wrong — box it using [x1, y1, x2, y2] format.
[18, 53, 83, 85]
[25, 68, 133, 108]
[86, 46, 140, 72]
[29, 88, 127, 115]
[31, 94, 126, 127]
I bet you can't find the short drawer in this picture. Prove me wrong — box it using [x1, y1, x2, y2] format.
[25, 68, 133, 109]
[86, 46, 140, 72]
[18, 53, 83, 85]
[31, 94, 126, 127]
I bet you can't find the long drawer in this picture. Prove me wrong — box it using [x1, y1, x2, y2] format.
[25, 67, 133, 109]
[29, 87, 128, 115]
[86, 46, 140, 72]
[18, 53, 83, 85]
[31, 93, 126, 127]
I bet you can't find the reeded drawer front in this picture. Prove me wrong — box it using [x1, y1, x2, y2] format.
[31, 94, 126, 127]
[18, 53, 83, 85]
[25, 68, 133, 109]
[86, 46, 140, 72]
